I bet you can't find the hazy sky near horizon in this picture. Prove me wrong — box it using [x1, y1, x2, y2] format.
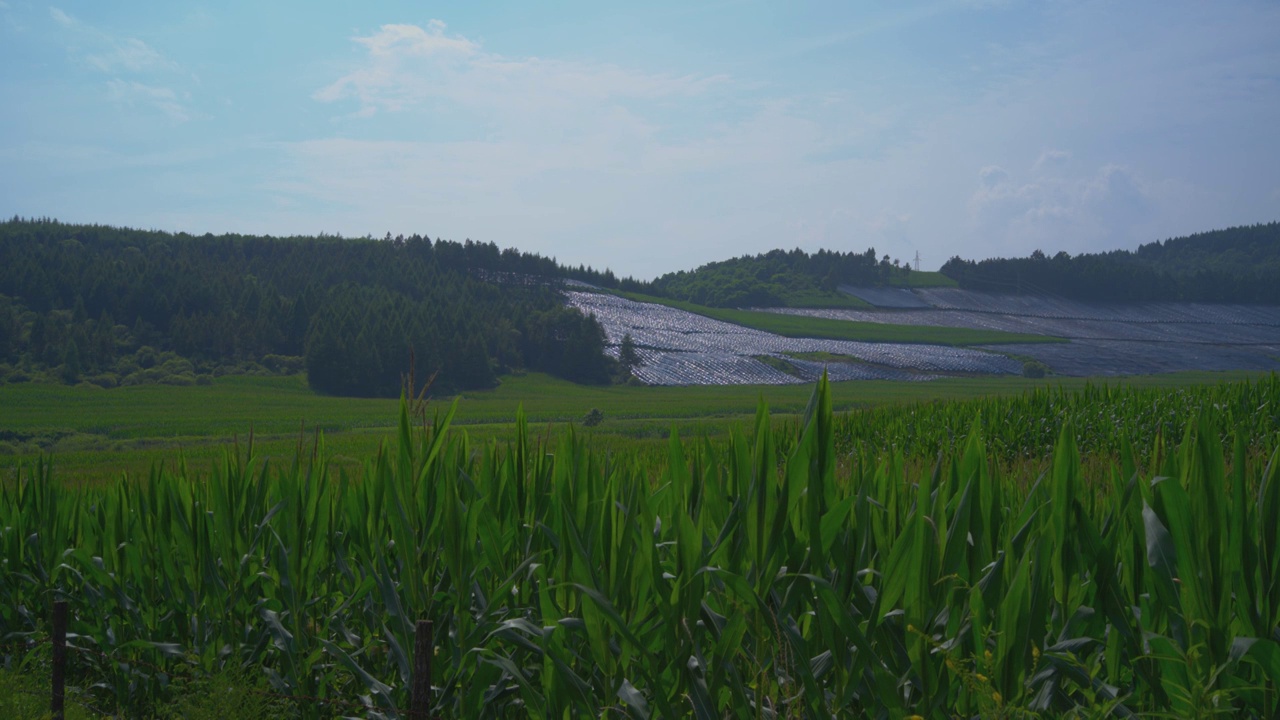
[1, 1, 1277, 278]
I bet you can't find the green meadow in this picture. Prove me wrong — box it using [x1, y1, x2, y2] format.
[1, 369, 1267, 486]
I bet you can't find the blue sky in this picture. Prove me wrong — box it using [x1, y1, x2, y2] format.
[2, 1, 1277, 278]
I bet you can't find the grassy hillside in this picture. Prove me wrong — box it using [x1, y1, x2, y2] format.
[615, 290, 1064, 345]
[898, 269, 958, 288]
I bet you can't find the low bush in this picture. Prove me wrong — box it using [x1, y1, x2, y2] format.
[1022, 359, 1048, 378]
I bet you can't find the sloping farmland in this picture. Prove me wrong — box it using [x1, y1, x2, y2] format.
[839, 284, 932, 308]
[765, 288, 1280, 376]
[564, 291, 1020, 386]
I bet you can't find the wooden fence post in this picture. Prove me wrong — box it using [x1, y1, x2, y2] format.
[411, 619, 433, 719]
[51, 599, 68, 720]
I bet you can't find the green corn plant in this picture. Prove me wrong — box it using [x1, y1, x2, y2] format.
[5, 375, 1280, 717]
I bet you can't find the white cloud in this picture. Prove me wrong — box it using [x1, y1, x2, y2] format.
[969, 161, 1157, 254]
[48, 7, 190, 121]
[51, 8, 175, 74]
[315, 20, 728, 123]
[850, 1, 1280, 263]
[271, 87, 921, 277]
[1032, 149, 1070, 172]
[106, 79, 189, 121]
[357, 20, 478, 58]
[979, 165, 1009, 188]
[288, 21, 796, 275]
[0, 5, 24, 35]
[278, 7, 1280, 276]
[867, 211, 913, 251]
[88, 37, 176, 74]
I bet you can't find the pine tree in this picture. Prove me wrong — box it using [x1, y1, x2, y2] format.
[0, 299, 18, 361]
[61, 339, 82, 383]
[617, 332, 640, 380]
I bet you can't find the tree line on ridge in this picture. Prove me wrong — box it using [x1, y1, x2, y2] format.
[940, 222, 1280, 303]
[0, 219, 616, 396]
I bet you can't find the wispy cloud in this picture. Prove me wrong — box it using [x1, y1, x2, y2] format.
[273, 88, 910, 275]
[50, 6, 177, 73]
[1032, 149, 1070, 173]
[761, 1, 1010, 64]
[315, 20, 728, 122]
[106, 79, 190, 121]
[0, 0, 17, 29]
[969, 161, 1157, 254]
[357, 20, 478, 58]
[48, 6, 189, 120]
[88, 37, 177, 74]
[281, 5, 1280, 276]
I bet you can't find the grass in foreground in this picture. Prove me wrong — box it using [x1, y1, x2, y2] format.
[3, 370, 1266, 439]
[1, 370, 1270, 486]
[615, 290, 1063, 345]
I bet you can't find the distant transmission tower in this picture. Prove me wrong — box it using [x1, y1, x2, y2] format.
[913, 251, 922, 272]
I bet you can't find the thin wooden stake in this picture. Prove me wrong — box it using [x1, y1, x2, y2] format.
[411, 619, 433, 719]
[51, 600, 68, 720]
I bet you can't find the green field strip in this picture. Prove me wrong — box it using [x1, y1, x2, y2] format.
[613, 290, 1064, 345]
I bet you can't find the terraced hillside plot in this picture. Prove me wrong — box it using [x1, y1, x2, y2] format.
[916, 287, 1280, 323]
[769, 288, 1280, 376]
[564, 291, 1019, 385]
[839, 284, 932, 308]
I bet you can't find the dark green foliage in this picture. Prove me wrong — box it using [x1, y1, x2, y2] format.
[519, 306, 615, 385]
[0, 296, 18, 361]
[563, 312, 613, 384]
[753, 353, 803, 378]
[447, 334, 498, 391]
[0, 660, 96, 720]
[1022, 359, 1048, 378]
[60, 338, 81, 383]
[940, 222, 1280, 303]
[637, 247, 911, 307]
[0, 219, 615, 395]
[617, 332, 640, 380]
[160, 667, 292, 720]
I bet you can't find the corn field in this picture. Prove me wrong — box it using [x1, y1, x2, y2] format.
[4, 375, 1280, 718]
[833, 374, 1280, 463]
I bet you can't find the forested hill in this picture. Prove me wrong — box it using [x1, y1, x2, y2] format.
[940, 222, 1280, 303]
[634, 248, 917, 308]
[0, 218, 617, 396]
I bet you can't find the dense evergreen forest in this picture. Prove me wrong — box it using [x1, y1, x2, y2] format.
[633, 247, 913, 307]
[940, 222, 1280, 303]
[0, 218, 616, 396]
[5, 216, 1274, 395]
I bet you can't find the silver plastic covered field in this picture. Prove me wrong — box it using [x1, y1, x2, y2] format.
[764, 288, 1280, 377]
[564, 291, 1017, 386]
